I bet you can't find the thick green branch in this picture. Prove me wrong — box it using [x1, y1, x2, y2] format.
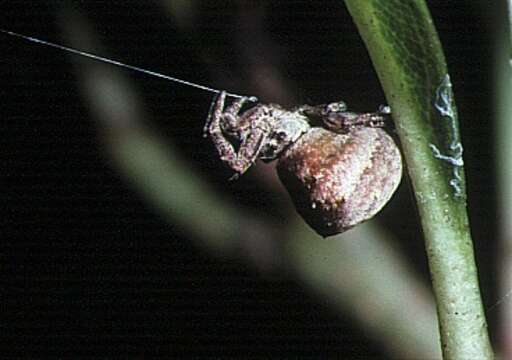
[344, 1, 493, 358]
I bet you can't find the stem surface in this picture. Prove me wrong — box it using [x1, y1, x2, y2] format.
[344, 1, 493, 358]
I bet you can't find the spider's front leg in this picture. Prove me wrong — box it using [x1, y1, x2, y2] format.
[204, 91, 251, 135]
[206, 91, 269, 178]
[221, 93, 251, 133]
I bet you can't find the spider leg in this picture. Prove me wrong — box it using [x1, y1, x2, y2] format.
[299, 102, 347, 127]
[203, 91, 227, 137]
[322, 111, 387, 133]
[207, 91, 269, 177]
[297, 104, 323, 118]
[221, 95, 251, 132]
[228, 126, 269, 177]
[207, 91, 237, 169]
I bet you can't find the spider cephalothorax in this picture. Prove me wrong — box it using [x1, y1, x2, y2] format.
[204, 92, 311, 175]
[204, 91, 402, 237]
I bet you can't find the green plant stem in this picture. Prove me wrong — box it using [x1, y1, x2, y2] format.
[344, 1, 493, 358]
[508, 0, 512, 50]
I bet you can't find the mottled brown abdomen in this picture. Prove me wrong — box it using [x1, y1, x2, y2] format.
[277, 127, 402, 237]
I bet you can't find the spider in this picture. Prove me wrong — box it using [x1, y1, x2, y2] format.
[204, 91, 388, 176]
[204, 91, 402, 236]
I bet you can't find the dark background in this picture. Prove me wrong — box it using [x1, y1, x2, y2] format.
[0, 1, 498, 357]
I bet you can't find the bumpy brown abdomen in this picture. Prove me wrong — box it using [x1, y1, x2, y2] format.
[277, 127, 402, 237]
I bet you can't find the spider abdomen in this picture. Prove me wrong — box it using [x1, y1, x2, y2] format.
[277, 127, 402, 237]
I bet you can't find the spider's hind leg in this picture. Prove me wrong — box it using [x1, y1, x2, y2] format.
[322, 109, 388, 133]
